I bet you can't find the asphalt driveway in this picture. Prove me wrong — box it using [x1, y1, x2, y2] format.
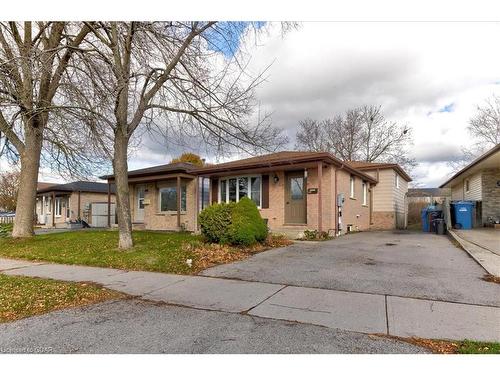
[202, 231, 500, 307]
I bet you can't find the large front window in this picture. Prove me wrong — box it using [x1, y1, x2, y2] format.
[159, 185, 187, 212]
[219, 176, 262, 207]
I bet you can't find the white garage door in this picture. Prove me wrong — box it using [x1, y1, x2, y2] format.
[91, 202, 116, 227]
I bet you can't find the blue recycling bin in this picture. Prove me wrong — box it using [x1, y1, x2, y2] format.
[451, 201, 474, 230]
[421, 205, 442, 232]
[421, 207, 430, 232]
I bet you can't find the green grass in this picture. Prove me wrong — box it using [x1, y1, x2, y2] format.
[456, 340, 500, 354]
[0, 223, 13, 237]
[0, 274, 121, 323]
[0, 230, 203, 274]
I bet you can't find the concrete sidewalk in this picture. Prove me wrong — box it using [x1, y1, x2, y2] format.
[1, 257, 499, 342]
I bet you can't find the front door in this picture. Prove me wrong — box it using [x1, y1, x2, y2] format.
[285, 171, 307, 224]
[135, 185, 145, 222]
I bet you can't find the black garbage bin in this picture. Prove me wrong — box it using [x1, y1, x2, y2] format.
[434, 218, 446, 235]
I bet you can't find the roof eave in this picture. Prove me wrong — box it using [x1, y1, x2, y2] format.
[439, 144, 500, 188]
[192, 153, 378, 184]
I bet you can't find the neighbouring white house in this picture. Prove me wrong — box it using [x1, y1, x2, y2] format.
[440, 144, 500, 226]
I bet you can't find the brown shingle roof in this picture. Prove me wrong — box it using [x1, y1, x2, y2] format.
[37, 182, 57, 190]
[197, 151, 320, 170]
[100, 162, 197, 180]
[193, 151, 378, 183]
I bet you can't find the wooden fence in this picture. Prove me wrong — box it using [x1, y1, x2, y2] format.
[407, 201, 428, 225]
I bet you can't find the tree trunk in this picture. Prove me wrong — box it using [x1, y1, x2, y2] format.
[12, 128, 43, 238]
[113, 134, 133, 249]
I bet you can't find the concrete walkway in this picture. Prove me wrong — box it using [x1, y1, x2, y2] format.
[450, 229, 500, 277]
[1, 258, 499, 342]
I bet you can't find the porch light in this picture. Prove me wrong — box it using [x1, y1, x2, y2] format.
[273, 174, 279, 184]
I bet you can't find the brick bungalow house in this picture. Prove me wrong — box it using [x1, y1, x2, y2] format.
[36, 181, 116, 228]
[102, 151, 411, 236]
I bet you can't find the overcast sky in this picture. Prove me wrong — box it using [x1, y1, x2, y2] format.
[4, 22, 500, 187]
[243, 22, 500, 187]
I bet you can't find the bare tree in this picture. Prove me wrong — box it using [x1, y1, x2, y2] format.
[0, 169, 19, 211]
[0, 22, 97, 237]
[70, 22, 288, 249]
[468, 94, 500, 152]
[295, 105, 415, 170]
[294, 118, 328, 152]
[448, 94, 500, 172]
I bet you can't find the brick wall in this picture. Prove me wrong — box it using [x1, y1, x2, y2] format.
[371, 211, 396, 230]
[130, 178, 198, 232]
[70, 192, 115, 225]
[481, 168, 500, 223]
[335, 168, 371, 233]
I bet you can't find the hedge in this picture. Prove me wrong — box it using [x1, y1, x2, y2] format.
[198, 197, 268, 246]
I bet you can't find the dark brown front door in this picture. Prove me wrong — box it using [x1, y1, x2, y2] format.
[285, 171, 307, 224]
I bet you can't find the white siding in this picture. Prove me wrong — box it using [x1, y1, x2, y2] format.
[369, 169, 408, 212]
[368, 169, 394, 212]
[451, 184, 463, 200]
[394, 173, 408, 214]
[450, 172, 482, 201]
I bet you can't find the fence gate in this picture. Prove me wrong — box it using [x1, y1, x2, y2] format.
[90, 202, 116, 227]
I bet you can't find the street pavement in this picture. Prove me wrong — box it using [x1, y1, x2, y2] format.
[1, 254, 499, 342]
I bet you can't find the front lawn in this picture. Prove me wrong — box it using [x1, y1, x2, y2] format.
[0, 230, 288, 274]
[457, 340, 500, 354]
[400, 337, 500, 354]
[0, 274, 121, 323]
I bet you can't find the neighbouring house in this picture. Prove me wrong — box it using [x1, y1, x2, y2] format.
[440, 144, 500, 227]
[345, 161, 412, 230]
[407, 188, 451, 204]
[102, 151, 411, 236]
[36, 181, 116, 228]
[102, 163, 200, 232]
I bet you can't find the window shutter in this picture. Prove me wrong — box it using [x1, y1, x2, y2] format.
[211, 178, 218, 204]
[261, 175, 269, 208]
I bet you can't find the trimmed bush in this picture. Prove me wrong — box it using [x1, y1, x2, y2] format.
[198, 202, 235, 244]
[198, 197, 268, 246]
[227, 197, 268, 246]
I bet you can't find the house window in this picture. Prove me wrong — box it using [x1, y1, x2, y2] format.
[362, 182, 367, 206]
[199, 177, 210, 210]
[395, 174, 400, 189]
[350, 176, 355, 198]
[138, 187, 145, 209]
[159, 185, 187, 212]
[66, 198, 70, 219]
[465, 179, 470, 192]
[55, 197, 62, 217]
[219, 176, 262, 207]
[250, 177, 261, 206]
[228, 178, 237, 202]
